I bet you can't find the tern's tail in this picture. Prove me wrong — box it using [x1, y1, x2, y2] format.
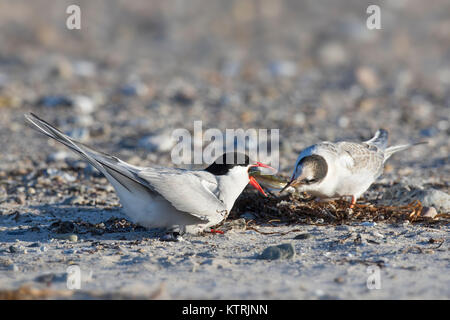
[365, 128, 389, 150]
[24, 113, 144, 193]
[383, 141, 427, 162]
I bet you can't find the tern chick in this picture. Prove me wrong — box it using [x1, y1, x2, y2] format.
[25, 113, 273, 240]
[280, 129, 426, 207]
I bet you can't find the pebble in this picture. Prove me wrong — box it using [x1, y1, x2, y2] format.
[420, 207, 437, 219]
[9, 245, 18, 253]
[55, 233, 78, 242]
[335, 225, 353, 232]
[47, 150, 72, 162]
[37, 95, 72, 108]
[318, 41, 348, 66]
[268, 60, 297, 77]
[9, 245, 26, 254]
[258, 243, 296, 260]
[15, 194, 26, 205]
[62, 193, 80, 204]
[73, 60, 96, 77]
[334, 277, 345, 284]
[360, 222, 377, 227]
[120, 82, 149, 97]
[67, 234, 78, 242]
[371, 231, 385, 239]
[138, 133, 176, 152]
[294, 233, 311, 240]
[72, 95, 96, 114]
[356, 66, 379, 91]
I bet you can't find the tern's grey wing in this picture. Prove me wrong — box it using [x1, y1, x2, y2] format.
[136, 168, 228, 221]
[336, 142, 384, 176]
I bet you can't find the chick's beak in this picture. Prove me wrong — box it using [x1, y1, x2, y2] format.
[279, 179, 294, 194]
[279, 172, 299, 194]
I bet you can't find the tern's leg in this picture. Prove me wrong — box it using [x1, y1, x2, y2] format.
[349, 196, 356, 209]
[209, 229, 224, 234]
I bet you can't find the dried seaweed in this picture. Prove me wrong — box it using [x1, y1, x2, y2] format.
[232, 190, 450, 227]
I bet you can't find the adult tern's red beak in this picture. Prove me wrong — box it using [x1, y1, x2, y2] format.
[248, 162, 276, 197]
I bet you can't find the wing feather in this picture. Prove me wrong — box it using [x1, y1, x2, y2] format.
[136, 169, 227, 221]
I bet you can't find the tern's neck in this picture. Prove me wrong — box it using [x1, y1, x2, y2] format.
[216, 168, 249, 212]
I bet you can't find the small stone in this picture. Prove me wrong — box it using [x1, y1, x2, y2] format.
[334, 277, 345, 284]
[420, 207, 437, 219]
[268, 60, 297, 77]
[9, 245, 18, 253]
[138, 133, 176, 152]
[360, 221, 377, 227]
[318, 41, 348, 67]
[335, 225, 353, 232]
[356, 67, 379, 91]
[258, 243, 295, 260]
[64, 195, 85, 205]
[73, 60, 96, 77]
[294, 233, 311, 240]
[15, 194, 26, 205]
[371, 231, 384, 239]
[37, 95, 72, 108]
[47, 150, 71, 162]
[72, 95, 96, 114]
[56, 234, 78, 242]
[120, 82, 149, 97]
[68, 234, 78, 242]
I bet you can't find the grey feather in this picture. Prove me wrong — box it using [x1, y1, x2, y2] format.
[383, 141, 427, 162]
[137, 169, 228, 221]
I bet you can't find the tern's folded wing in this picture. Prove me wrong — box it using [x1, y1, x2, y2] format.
[136, 169, 227, 221]
[336, 142, 384, 175]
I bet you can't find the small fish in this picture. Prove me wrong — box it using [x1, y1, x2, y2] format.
[249, 171, 292, 191]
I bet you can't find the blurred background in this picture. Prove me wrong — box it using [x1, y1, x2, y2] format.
[0, 0, 448, 187]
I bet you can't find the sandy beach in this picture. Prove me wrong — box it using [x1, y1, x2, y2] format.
[0, 0, 449, 299]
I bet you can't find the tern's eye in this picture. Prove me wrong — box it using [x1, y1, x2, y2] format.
[302, 178, 317, 184]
